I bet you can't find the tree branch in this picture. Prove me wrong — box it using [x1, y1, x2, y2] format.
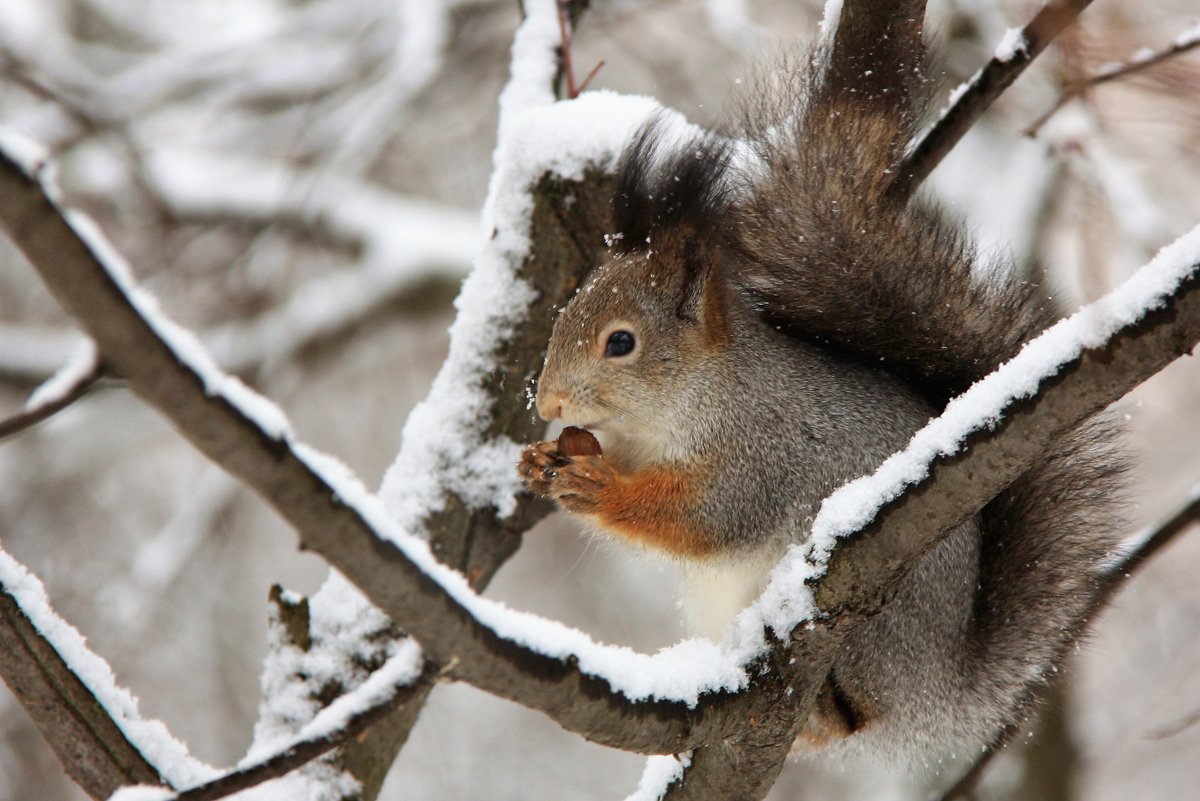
[0, 359, 103, 441]
[1100, 488, 1200, 592]
[0, 582, 164, 799]
[1025, 25, 1200, 136]
[164, 661, 437, 801]
[933, 487, 1200, 801]
[893, 0, 1095, 199]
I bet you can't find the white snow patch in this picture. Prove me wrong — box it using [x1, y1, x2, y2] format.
[241, 637, 422, 766]
[995, 27, 1028, 62]
[492, 0, 561, 151]
[945, 72, 977, 112]
[1174, 21, 1200, 49]
[0, 124, 49, 173]
[24, 338, 98, 411]
[107, 788, 175, 801]
[624, 753, 692, 801]
[819, 0, 844, 42]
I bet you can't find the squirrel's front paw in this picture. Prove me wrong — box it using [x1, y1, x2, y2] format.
[544, 454, 615, 514]
[517, 442, 615, 514]
[517, 441, 562, 497]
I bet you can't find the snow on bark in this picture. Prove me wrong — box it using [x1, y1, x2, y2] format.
[623, 753, 691, 801]
[0, 545, 217, 788]
[23, 337, 97, 410]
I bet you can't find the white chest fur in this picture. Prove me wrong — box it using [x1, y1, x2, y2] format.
[675, 545, 784, 641]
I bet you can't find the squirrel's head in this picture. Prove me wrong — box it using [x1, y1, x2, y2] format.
[535, 114, 736, 440]
[535, 238, 731, 440]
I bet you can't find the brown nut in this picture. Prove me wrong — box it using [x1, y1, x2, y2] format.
[557, 426, 602, 457]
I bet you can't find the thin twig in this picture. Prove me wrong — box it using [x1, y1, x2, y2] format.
[0, 362, 103, 441]
[1026, 27, 1200, 135]
[575, 58, 605, 95]
[1099, 489, 1200, 596]
[167, 664, 437, 801]
[1147, 705, 1200, 740]
[893, 0, 1095, 199]
[555, 0, 601, 99]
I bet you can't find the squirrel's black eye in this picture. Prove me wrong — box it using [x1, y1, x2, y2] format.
[604, 330, 636, 358]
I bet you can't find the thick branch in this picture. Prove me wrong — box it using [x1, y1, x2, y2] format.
[816, 263, 1200, 613]
[660, 631, 839, 801]
[0, 583, 163, 799]
[894, 0, 1094, 198]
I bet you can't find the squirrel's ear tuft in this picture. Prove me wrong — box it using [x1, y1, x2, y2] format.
[610, 114, 733, 254]
[676, 246, 711, 322]
[676, 246, 731, 348]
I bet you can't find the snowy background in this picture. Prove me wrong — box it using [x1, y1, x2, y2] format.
[1, 0, 1199, 799]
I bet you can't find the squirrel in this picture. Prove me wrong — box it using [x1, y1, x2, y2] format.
[516, 45, 1126, 765]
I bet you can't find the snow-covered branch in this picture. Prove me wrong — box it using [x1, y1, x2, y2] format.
[0, 339, 101, 439]
[896, 0, 1096, 197]
[149, 642, 429, 801]
[0, 546, 215, 799]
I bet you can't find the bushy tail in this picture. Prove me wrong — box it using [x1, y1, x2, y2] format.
[728, 48, 1127, 738]
[971, 418, 1127, 719]
[729, 52, 1056, 404]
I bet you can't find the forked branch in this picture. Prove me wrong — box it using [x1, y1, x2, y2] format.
[894, 0, 1096, 198]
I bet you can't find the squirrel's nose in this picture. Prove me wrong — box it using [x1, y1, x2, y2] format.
[536, 389, 567, 421]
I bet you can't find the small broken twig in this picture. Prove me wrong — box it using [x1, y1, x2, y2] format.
[555, 0, 603, 99]
[0, 360, 104, 441]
